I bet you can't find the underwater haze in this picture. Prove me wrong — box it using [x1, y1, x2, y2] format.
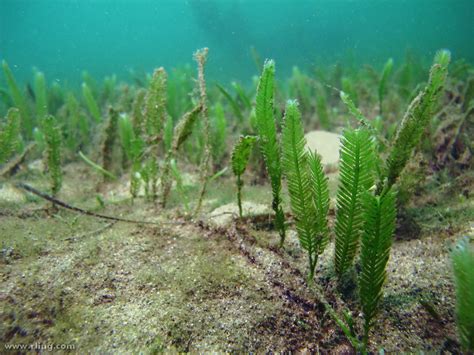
[1, 0, 473, 84]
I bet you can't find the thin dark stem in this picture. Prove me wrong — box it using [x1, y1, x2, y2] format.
[15, 182, 163, 225]
[362, 319, 370, 354]
[237, 174, 243, 218]
[307, 253, 315, 283]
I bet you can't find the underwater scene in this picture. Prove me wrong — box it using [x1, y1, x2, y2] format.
[1, 0, 474, 353]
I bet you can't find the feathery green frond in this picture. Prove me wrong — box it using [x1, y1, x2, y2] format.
[193, 48, 211, 216]
[342, 76, 358, 106]
[160, 105, 202, 208]
[308, 151, 330, 253]
[41, 115, 62, 196]
[281, 100, 320, 278]
[340, 91, 377, 136]
[118, 114, 135, 162]
[144, 67, 167, 138]
[451, 236, 474, 352]
[131, 88, 146, 136]
[359, 188, 396, 350]
[34, 71, 48, 119]
[2, 60, 32, 138]
[340, 90, 387, 178]
[0, 87, 12, 107]
[82, 71, 98, 97]
[378, 58, 394, 115]
[102, 74, 117, 104]
[82, 82, 101, 123]
[141, 68, 165, 200]
[231, 135, 257, 217]
[231, 135, 257, 177]
[64, 92, 89, 151]
[255, 59, 286, 245]
[141, 157, 157, 200]
[101, 107, 119, 181]
[0, 108, 21, 163]
[172, 105, 203, 151]
[335, 128, 376, 276]
[163, 113, 174, 152]
[381, 50, 450, 194]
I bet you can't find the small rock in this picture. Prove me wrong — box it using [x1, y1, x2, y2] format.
[208, 202, 270, 227]
[0, 185, 26, 203]
[27, 159, 45, 172]
[304, 130, 341, 166]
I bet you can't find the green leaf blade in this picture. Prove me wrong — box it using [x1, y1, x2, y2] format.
[255, 59, 286, 244]
[452, 237, 474, 352]
[359, 189, 396, 342]
[335, 128, 376, 276]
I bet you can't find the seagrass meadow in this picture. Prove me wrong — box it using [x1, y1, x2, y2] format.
[1, 0, 474, 353]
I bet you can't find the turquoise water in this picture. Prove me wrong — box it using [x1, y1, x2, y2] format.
[1, 0, 473, 84]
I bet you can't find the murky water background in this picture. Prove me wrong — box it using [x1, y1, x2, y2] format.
[1, 0, 473, 84]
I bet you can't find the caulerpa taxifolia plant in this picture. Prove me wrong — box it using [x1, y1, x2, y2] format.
[160, 104, 203, 208]
[231, 135, 257, 218]
[334, 50, 451, 277]
[118, 113, 133, 169]
[163, 114, 174, 153]
[64, 92, 89, 151]
[156, 49, 210, 209]
[118, 113, 145, 201]
[0, 108, 21, 164]
[131, 88, 146, 136]
[255, 60, 286, 246]
[194, 48, 211, 215]
[377, 49, 451, 195]
[127, 89, 147, 199]
[334, 128, 376, 276]
[2, 60, 32, 139]
[277, 50, 450, 351]
[451, 236, 474, 353]
[82, 82, 102, 123]
[34, 70, 48, 119]
[101, 107, 119, 182]
[337, 49, 449, 351]
[358, 189, 396, 351]
[281, 100, 329, 281]
[40, 115, 62, 197]
[143, 67, 168, 201]
[281, 97, 388, 350]
[378, 58, 394, 116]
